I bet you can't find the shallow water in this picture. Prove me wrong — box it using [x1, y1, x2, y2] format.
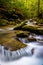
[0, 57, 43, 65]
[0, 28, 43, 65]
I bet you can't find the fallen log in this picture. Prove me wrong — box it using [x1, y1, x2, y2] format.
[14, 21, 43, 35]
[22, 25, 43, 35]
[14, 21, 26, 30]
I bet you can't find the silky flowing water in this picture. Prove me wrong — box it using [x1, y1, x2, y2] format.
[0, 28, 43, 65]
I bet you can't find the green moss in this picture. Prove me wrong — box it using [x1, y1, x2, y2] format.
[22, 25, 43, 35]
[36, 19, 43, 24]
[14, 21, 26, 30]
[16, 31, 29, 38]
[0, 19, 8, 26]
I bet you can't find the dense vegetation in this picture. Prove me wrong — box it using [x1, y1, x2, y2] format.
[0, 0, 43, 17]
[0, 0, 43, 19]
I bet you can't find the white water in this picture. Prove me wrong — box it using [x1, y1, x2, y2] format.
[0, 41, 43, 65]
[0, 29, 43, 65]
[0, 57, 43, 65]
[26, 20, 36, 26]
[0, 27, 14, 32]
[6, 28, 14, 30]
[0, 45, 33, 61]
[0, 43, 43, 65]
[0, 29, 5, 31]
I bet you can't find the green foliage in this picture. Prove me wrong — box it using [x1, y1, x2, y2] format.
[0, 19, 8, 26]
[0, 0, 43, 18]
[0, 19, 15, 26]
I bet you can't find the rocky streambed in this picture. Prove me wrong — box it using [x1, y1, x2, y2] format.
[0, 27, 43, 61]
[0, 20, 43, 65]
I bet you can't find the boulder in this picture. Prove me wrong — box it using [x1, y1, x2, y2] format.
[16, 32, 28, 38]
[28, 37, 36, 42]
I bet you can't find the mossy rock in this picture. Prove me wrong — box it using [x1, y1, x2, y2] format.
[22, 25, 43, 35]
[0, 37, 27, 51]
[16, 31, 29, 38]
[28, 37, 36, 42]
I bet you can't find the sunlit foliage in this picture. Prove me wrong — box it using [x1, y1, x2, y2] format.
[0, 0, 43, 18]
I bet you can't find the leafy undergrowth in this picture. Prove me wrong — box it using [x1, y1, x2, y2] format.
[0, 7, 25, 26]
[0, 0, 43, 18]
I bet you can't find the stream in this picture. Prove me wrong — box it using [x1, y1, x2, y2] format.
[0, 27, 43, 65]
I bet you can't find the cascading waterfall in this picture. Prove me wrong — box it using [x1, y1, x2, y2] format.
[18, 34, 43, 58]
[0, 45, 33, 61]
[0, 41, 43, 61]
[0, 29, 43, 62]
